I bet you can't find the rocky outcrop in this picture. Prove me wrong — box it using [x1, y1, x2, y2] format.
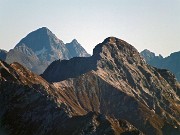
[141, 49, 180, 82]
[0, 37, 179, 135]
[0, 60, 141, 135]
[5, 27, 90, 74]
[59, 112, 143, 135]
[43, 37, 180, 135]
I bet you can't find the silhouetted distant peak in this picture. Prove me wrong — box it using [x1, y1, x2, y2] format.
[141, 49, 156, 62]
[169, 51, 180, 57]
[15, 27, 62, 52]
[141, 49, 180, 81]
[35, 27, 53, 35]
[13, 27, 70, 66]
[66, 39, 90, 58]
[39, 26, 49, 30]
[71, 39, 78, 44]
[142, 49, 153, 53]
[141, 49, 155, 55]
[5, 27, 90, 74]
[36, 26, 50, 31]
[141, 49, 163, 58]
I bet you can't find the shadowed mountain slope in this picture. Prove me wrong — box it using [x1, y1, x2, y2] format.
[43, 37, 180, 135]
[0, 59, 142, 135]
[0, 37, 179, 135]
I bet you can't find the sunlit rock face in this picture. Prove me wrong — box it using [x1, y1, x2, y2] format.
[43, 37, 180, 135]
[0, 60, 142, 135]
[0, 37, 180, 135]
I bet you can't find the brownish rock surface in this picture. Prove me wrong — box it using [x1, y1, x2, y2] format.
[0, 37, 180, 135]
[0, 59, 142, 135]
[43, 37, 180, 135]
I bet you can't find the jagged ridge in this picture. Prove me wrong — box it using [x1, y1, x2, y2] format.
[5, 27, 90, 74]
[0, 36, 179, 135]
[0, 60, 142, 135]
[141, 49, 180, 82]
[43, 37, 180, 135]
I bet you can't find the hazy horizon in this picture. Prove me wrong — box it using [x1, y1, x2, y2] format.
[0, 0, 180, 57]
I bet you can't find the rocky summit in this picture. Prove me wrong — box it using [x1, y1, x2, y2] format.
[5, 27, 90, 74]
[43, 37, 180, 135]
[0, 37, 180, 135]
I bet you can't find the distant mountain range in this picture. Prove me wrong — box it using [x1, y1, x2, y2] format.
[0, 27, 90, 74]
[141, 49, 180, 81]
[0, 37, 179, 135]
[0, 49, 7, 61]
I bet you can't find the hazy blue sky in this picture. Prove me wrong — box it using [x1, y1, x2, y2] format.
[0, 0, 180, 56]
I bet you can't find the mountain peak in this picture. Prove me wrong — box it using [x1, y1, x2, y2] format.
[41, 37, 180, 134]
[71, 39, 78, 44]
[102, 36, 119, 44]
[140, 49, 164, 64]
[93, 37, 143, 65]
[43, 37, 145, 82]
[35, 27, 52, 35]
[141, 49, 155, 56]
[39, 26, 49, 30]
[66, 39, 90, 58]
[6, 27, 90, 74]
[15, 27, 65, 57]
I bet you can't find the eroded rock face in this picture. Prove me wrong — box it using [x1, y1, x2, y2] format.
[59, 112, 143, 135]
[1, 37, 180, 135]
[5, 27, 90, 74]
[43, 37, 180, 135]
[0, 60, 141, 135]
